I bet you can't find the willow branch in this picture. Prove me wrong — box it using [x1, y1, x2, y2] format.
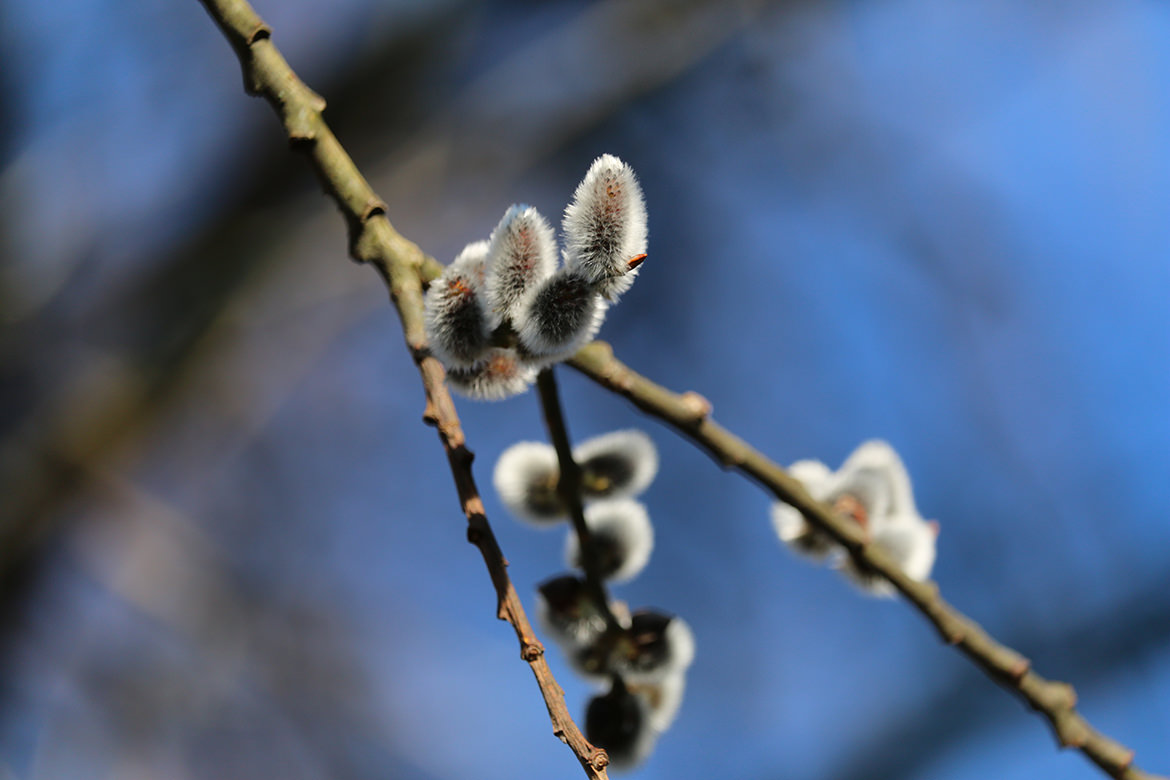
[565, 340, 1161, 780]
[195, 1, 1157, 775]
[196, 2, 608, 776]
[536, 368, 623, 635]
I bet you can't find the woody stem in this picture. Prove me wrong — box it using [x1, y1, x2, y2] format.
[536, 367, 623, 635]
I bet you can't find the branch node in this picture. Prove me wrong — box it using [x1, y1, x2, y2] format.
[452, 445, 475, 469]
[680, 390, 712, 422]
[1009, 657, 1032, 682]
[1059, 682, 1079, 709]
[285, 100, 322, 144]
[363, 199, 388, 221]
[590, 748, 610, 771]
[521, 639, 545, 662]
[1060, 726, 1088, 749]
[352, 224, 384, 266]
[305, 88, 327, 113]
[422, 403, 439, 428]
[717, 449, 746, 469]
[246, 22, 271, 44]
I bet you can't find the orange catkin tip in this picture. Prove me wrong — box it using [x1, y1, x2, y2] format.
[448, 277, 474, 297]
[833, 494, 869, 531]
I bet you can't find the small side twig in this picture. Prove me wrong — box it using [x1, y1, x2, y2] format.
[536, 368, 623, 636]
[567, 340, 1162, 780]
[196, 1, 608, 776]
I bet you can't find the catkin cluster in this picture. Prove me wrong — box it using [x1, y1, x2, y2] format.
[424, 155, 648, 400]
[494, 430, 695, 770]
[771, 440, 939, 596]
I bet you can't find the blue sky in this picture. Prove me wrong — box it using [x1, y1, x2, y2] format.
[1, 1, 1167, 778]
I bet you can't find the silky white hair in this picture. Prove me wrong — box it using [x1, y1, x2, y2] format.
[562, 154, 648, 301]
[483, 205, 557, 330]
[564, 498, 654, 583]
[423, 240, 491, 368]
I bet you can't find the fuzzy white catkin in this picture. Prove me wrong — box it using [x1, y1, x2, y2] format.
[535, 586, 597, 649]
[493, 441, 564, 524]
[533, 575, 615, 652]
[643, 672, 687, 734]
[837, 515, 938, 597]
[444, 347, 537, 401]
[483, 205, 557, 329]
[573, 429, 659, 500]
[515, 266, 606, 361]
[770, 459, 836, 560]
[562, 154, 648, 301]
[585, 686, 658, 771]
[770, 441, 939, 597]
[828, 441, 937, 596]
[617, 613, 696, 685]
[423, 241, 491, 368]
[564, 498, 654, 583]
[836, 440, 919, 519]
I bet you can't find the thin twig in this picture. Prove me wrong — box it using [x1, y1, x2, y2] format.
[566, 340, 1163, 780]
[536, 367, 623, 635]
[196, 1, 608, 776]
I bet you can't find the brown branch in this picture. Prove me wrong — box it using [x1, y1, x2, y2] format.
[535, 368, 623, 635]
[195, 1, 608, 776]
[566, 340, 1163, 780]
